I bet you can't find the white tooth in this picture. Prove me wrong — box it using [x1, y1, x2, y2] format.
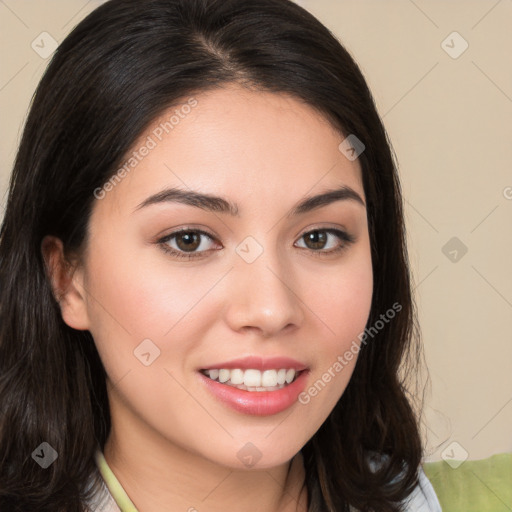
[230, 369, 244, 385]
[218, 369, 230, 383]
[261, 369, 278, 387]
[209, 369, 219, 380]
[285, 369, 296, 384]
[243, 369, 262, 387]
[277, 369, 287, 385]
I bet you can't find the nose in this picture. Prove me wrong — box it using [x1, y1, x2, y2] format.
[224, 242, 304, 338]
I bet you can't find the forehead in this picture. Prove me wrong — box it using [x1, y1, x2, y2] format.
[94, 84, 364, 217]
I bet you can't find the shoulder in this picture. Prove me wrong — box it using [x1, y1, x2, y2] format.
[365, 452, 442, 512]
[401, 466, 442, 512]
[83, 472, 122, 512]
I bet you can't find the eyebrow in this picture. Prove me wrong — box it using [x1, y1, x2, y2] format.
[133, 185, 365, 217]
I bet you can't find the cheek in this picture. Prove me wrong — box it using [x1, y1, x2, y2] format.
[319, 268, 372, 336]
[302, 239, 373, 406]
[84, 234, 198, 334]
[316, 241, 373, 349]
[82, 236, 223, 380]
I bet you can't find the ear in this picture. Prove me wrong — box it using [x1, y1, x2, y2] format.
[41, 235, 90, 330]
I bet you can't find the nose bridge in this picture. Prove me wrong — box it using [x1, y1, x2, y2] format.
[226, 233, 303, 335]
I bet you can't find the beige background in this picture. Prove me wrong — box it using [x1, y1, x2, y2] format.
[1, 0, 511, 462]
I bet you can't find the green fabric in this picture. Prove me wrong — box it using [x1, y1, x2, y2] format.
[94, 450, 139, 511]
[423, 453, 512, 512]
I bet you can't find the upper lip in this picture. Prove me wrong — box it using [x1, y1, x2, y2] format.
[200, 356, 308, 372]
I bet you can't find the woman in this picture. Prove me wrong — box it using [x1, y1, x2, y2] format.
[0, 0, 441, 510]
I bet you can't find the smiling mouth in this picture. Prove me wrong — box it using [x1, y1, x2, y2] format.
[200, 368, 303, 392]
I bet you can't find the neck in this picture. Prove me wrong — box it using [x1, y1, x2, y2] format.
[103, 413, 308, 512]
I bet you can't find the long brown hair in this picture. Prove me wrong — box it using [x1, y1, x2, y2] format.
[0, 1, 424, 510]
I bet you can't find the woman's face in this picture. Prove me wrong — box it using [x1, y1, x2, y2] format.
[68, 84, 373, 469]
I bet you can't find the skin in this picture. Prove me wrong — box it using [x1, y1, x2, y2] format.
[43, 83, 373, 512]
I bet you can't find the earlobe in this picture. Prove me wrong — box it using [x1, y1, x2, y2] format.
[41, 235, 90, 330]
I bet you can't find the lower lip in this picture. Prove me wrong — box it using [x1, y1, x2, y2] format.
[198, 370, 309, 416]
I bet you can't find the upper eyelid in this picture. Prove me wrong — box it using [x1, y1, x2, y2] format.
[160, 227, 216, 243]
[160, 224, 349, 240]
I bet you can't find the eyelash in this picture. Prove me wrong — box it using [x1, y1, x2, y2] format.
[157, 227, 356, 260]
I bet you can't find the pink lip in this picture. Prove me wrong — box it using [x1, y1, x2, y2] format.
[200, 355, 308, 371]
[198, 369, 310, 416]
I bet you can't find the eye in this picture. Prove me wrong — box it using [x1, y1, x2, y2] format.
[158, 227, 355, 261]
[158, 228, 219, 260]
[295, 228, 355, 257]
